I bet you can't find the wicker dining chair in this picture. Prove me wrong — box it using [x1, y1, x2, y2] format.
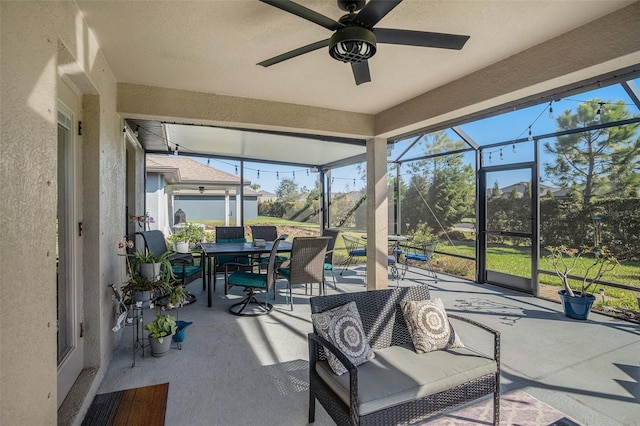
[277, 236, 330, 310]
[321, 228, 341, 289]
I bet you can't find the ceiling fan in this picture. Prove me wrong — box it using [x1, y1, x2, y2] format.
[257, 0, 470, 85]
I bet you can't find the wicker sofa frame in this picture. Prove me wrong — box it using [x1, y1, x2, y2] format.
[308, 286, 500, 426]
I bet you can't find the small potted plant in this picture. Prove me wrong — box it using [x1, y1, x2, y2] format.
[144, 312, 177, 357]
[169, 222, 205, 253]
[546, 245, 619, 320]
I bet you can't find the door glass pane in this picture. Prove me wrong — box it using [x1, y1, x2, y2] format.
[486, 170, 532, 234]
[486, 235, 532, 278]
[57, 121, 72, 364]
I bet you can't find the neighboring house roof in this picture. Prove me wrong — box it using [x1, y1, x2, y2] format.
[487, 181, 566, 198]
[146, 155, 250, 188]
[258, 190, 276, 197]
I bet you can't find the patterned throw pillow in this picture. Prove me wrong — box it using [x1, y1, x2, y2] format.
[401, 298, 464, 354]
[311, 301, 373, 375]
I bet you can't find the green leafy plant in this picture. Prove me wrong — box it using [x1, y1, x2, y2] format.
[144, 313, 177, 343]
[546, 245, 619, 297]
[169, 222, 205, 245]
[165, 285, 187, 309]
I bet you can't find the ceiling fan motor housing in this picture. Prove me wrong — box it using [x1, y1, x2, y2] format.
[329, 26, 377, 63]
[337, 0, 366, 12]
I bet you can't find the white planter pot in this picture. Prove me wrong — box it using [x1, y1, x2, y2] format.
[139, 262, 162, 280]
[175, 241, 190, 253]
[148, 335, 173, 357]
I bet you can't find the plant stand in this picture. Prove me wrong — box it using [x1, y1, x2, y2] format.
[128, 304, 145, 367]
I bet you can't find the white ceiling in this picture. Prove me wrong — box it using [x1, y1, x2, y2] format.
[75, 0, 634, 115]
[163, 123, 367, 167]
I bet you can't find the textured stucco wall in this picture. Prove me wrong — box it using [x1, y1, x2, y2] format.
[0, 2, 124, 424]
[118, 83, 376, 139]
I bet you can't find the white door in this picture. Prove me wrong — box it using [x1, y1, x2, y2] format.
[57, 77, 84, 407]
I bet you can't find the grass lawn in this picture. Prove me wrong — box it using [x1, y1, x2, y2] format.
[438, 240, 640, 310]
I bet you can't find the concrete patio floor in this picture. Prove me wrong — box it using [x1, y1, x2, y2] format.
[94, 266, 640, 426]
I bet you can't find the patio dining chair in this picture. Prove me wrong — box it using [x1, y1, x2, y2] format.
[339, 234, 367, 275]
[226, 236, 285, 316]
[400, 239, 438, 282]
[215, 226, 252, 295]
[277, 236, 330, 310]
[250, 225, 288, 267]
[137, 230, 201, 301]
[321, 228, 341, 289]
[250, 225, 278, 241]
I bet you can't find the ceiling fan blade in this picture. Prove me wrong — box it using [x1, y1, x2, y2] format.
[353, 0, 402, 28]
[258, 39, 330, 67]
[351, 61, 371, 85]
[374, 28, 470, 50]
[260, 0, 344, 31]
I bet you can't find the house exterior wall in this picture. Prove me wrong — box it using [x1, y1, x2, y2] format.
[0, 2, 129, 425]
[145, 174, 172, 235]
[175, 195, 258, 222]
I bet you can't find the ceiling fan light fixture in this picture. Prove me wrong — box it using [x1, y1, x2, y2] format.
[329, 26, 376, 63]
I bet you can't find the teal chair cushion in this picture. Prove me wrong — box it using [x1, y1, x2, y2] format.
[277, 267, 290, 279]
[172, 264, 201, 278]
[324, 263, 333, 271]
[227, 270, 267, 288]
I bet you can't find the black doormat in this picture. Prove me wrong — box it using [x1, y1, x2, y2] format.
[82, 382, 168, 426]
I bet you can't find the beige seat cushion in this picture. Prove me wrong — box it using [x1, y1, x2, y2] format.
[316, 343, 497, 416]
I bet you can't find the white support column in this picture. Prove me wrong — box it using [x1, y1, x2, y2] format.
[235, 187, 242, 226]
[225, 190, 230, 226]
[366, 137, 389, 290]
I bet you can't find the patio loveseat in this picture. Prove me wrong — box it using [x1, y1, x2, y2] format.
[308, 286, 500, 426]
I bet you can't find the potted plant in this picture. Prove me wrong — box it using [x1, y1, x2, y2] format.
[129, 250, 175, 282]
[169, 222, 205, 253]
[144, 313, 177, 357]
[546, 245, 619, 320]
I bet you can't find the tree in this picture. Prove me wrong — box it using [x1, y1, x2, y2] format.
[401, 131, 474, 233]
[274, 177, 299, 203]
[249, 183, 261, 191]
[544, 98, 640, 208]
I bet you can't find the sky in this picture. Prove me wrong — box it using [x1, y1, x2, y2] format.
[194, 79, 639, 193]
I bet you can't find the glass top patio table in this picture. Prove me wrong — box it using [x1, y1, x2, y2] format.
[200, 241, 293, 307]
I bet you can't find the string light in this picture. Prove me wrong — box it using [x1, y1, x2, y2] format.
[512, 143, 516, 153]
[353, 179, 356, 186]
[594, 102, 605, 122]
[257, 170, 260, 179]
[174, 144, 179, 156]
[306, 169, 309, 176]
[499, 148, 503, 160]
[548, 101, 553, 119]
[276, 171, 279, 180]
[292, 171, 295, 179]
[234, 165, 238, 175]
[527, 126, 533, 141]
